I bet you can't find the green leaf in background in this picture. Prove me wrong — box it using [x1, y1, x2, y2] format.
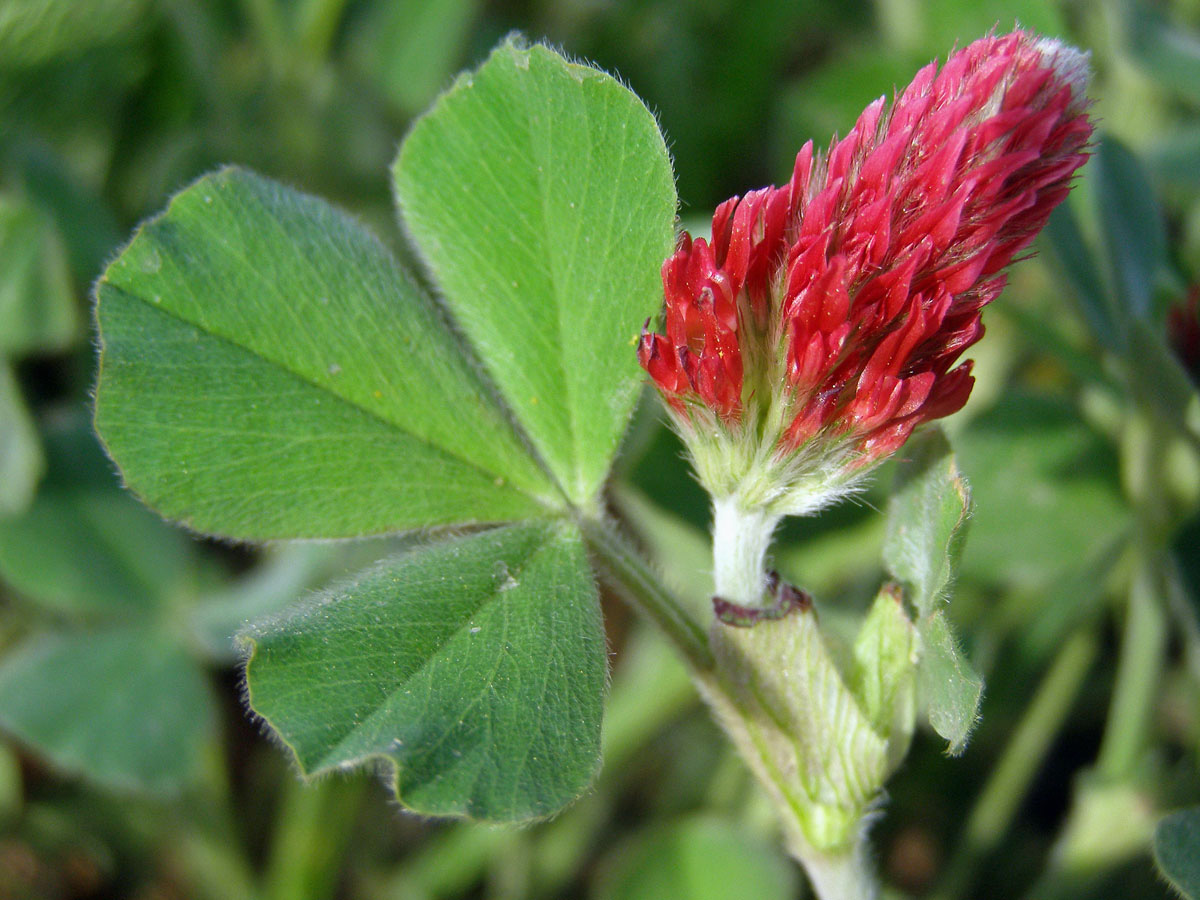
[394, 39, 677, 509]
[0, 191, 79, 355]
[0, 419, 231, 794]
[1094, 135, 1170, 323]
[10, 141, 122, 281]
[0, 0, 149, 69]
[593, 817, 799, 900]
[0, 629, 213, 794]
[956, 393, 1128, 589]
[0, 361, 43, 517]
[883, 428, 971, 619]
[1154, 807, 1200, 900]
[915, 0, 1065, 59]
[1112, 0, 1200, 105]
[349, 0, 480, 115]
[95, 167, 559, 540]
[0, 417, 192, 617]
[243, 521, 607, 822]
[1041, 200, 1124, 353]
[190, 536, 414, 660]
[918, 610, 983, 756]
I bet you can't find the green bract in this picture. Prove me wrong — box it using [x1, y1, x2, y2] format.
[883, 428, 982, 755]
[93, 37, 677, 821]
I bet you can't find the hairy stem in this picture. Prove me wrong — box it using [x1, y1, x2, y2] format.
[710, 495, 781, 607]
[263, 775, 366, 900]
[786, 833, 879, 900]
[1095, 546, 1166, 779]
[1097, 409, 1171, 780]
[580, 515, 714, 671]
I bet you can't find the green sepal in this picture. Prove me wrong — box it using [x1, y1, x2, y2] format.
[704, 600, 887, 853]
[917, 610, 983, 756]
[849, 583, 918, 772]
[883, 428, 971, 619]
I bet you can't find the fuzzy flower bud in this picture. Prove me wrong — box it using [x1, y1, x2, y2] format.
[639, 31, 1092, 520]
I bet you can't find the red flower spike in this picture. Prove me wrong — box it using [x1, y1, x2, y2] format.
[640, 30, 1091, 501]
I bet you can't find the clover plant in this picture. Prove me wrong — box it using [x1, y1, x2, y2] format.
[90, 31, 1110, 900]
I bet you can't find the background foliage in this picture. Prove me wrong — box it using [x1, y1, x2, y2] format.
[2, 0, 1200, 898]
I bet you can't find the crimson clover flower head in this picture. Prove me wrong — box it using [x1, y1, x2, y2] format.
[639, 30, 1093, 512]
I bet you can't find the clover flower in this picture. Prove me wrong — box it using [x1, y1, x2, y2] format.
[639, 31, 1092, 517]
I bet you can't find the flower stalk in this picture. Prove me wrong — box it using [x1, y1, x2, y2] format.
[710, 497, 780, 607]
[635, 28, 1094, 900]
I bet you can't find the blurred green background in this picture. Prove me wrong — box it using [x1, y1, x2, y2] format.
[2, 0, 1200, 898]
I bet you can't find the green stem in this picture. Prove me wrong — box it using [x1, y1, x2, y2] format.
[241, 0, 290, 76]
[579, 515, 714, 671]
[262, 775, 366, 900]
[710, 495, 780, 607]
[295, 0, 352, 65]
[785, 833, 879, 900]
[170, 829, 259, 900]
[1095, 547, 1166, 780]
[871, 0, 923, 53]
[169, 740, 257, 900]
[931, 629, 1099, 900]
[1090, 407, 1171, 780]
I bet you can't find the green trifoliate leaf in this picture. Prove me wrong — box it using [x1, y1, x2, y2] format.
[0, 192, 79, 355]
[0, 629, 214, 794]
[1154, 807, 1200, 900]
[242, 521, 607, 822]
[918, 610, 983, 755]
[394, 39, 677, 509]
[95, 167, 559, 540]
[0, 361, 42, 517]
[883, 428, 971, 618]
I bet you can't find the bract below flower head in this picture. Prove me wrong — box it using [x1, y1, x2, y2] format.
[639, 30, 1092, 513]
